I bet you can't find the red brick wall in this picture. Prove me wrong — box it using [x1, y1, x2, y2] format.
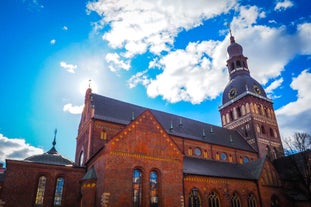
[1, 160, 85, 207]
[184, 175, 259, 207]
[89, 110, 184, 207]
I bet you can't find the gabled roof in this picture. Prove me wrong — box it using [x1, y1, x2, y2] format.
[91, 93, 255, 152]
[183, 156, 265, 180]
[24, 150, 74, 166]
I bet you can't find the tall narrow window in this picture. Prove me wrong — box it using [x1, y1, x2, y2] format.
[189, 188, 201, 207]
[79, 151, 84, 166]
[208, 191, 220, 207]
[248, 193, 257, 207]
[150, 171, 159, 207]
[231, 192, 241, 207]
[54, 177, 64, 206]
[35, 176, 46, 206]
[271, 195, 279, 207]
[133, 169, 142, 207]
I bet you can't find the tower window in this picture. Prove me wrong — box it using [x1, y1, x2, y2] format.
[236, 61, 241, 67]
[271, 195, 280, 207]
[237, 106, 242, 117]
[35, 176, 47, 206]
[229, 111, 234, 121]
[261, 125, 266, 134]
[133, 169, 142, 207]
[79, 151, 84, 166]
[231, 62, 235, 70]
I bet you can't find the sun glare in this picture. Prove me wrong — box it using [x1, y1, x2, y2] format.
[79, 79, 98, 95]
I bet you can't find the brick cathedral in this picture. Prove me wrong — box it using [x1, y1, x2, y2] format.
[0, 35, 309, 207]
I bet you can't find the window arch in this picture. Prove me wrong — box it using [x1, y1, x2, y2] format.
[189, 187, 201, 207]
[229, 111, 234, 121]
[261, 125, 266, 134]
[133, 169, 142, 207]
[54, 177, 64, 206]
[79, 150, 84, 166]
[150, 171, 159, 207]
[236, 61, 241, 67]
[271, 194, 279, 207]
[237, 106, 242, 118]
[208, 191, 220, 207]
[248, 193, 257, 207]
[35, 176, 46, 206]
[231, 192, 241, 207]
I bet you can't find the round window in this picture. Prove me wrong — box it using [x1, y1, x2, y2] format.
[194, 148, 201, 156]
[221, 152, 227, 160]
[243, 156, 249, 163]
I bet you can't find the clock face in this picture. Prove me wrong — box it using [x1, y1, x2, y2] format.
[228, 88, 237, 99]
[253, 85, 261, 95]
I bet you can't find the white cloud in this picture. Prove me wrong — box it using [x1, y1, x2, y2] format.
[105, 53, 130, 71]
[63, 26, 68, 31]
[63, 103, 84, 114]
[87, 0, 236, 59]
[60, 61, 78, 73]
[274, 0, 294, 11]
[50, 39, 56, 45]
[0, 134, 44, 163]
[265, 77, 284, 94]
[276, 70, 311, 136]
[297, 23, 311, 54]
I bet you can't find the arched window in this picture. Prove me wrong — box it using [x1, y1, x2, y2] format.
[79, 150, 84, 166]
[236, 61, 241, 67]
[189, 188, 201, 207]
[231, 192, 241, 207]
[208, 191, 220, 207]
[150, 171, 159, 207]
[261, 125, 266, 134]
[271, 194, 279, 207]
[54, 177, 64, 206]
[229, 111, 234, 121]
[35, 176, 46, 206]
[248, 193, 257, 207]
[133, 169, 142, 207]
[231, 62, 235, 71]
[237, 107, 242, 118]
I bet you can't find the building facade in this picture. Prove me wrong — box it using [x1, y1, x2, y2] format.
[0, 34, 309, 207]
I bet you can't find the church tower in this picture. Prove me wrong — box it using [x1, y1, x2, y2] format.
[219, 34, 284, 159]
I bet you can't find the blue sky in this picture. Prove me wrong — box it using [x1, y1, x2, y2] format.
[1, 0, 311, 163]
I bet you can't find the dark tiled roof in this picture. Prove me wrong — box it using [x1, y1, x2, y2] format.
[81, 166, 97, 181]
[24, 147, 74, 166]
[91, 93, 255, 152]
[183, 156, 265, 180]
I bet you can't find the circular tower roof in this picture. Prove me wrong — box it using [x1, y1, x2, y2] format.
[227, 36, 243, 58]
[222, 74, 267, 105]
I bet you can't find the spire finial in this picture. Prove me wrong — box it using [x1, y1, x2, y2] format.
[88, 79, 92, 89]
[228, 22, 232, 37]
[53, 128, 57, 147]
[227, 22, 235, 43]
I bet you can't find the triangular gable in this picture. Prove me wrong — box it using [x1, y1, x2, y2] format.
[105, 109, 183, 162]
[258, 158, 282, 187]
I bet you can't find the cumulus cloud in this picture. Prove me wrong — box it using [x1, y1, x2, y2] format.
[63, 103, 84, 114]
[274, 0, 294, 11]
[276, 70, 311, 136]
[60, 61, 78, 73]
[105, 53, 130, 72]
[87, 0, 236, 58]
[0, 134, 44, 163]
[88, 1, 311, 106]
[265, 77, 284, 96]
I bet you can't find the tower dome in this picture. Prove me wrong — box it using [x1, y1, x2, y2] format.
[227, 36, 243, 58]
[222, 35, 267, 105]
